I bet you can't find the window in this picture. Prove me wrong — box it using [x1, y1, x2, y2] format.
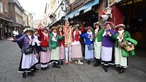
[0, 0, 3, 13]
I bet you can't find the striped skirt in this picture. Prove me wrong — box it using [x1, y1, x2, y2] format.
[71, 43, 83, 59]
[40, 49, 51, 64]
[59, 46, 65, 60]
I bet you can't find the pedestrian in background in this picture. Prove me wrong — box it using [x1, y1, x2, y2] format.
[58, 25, 65, 65]
[80, 26, 94, 64]
[8, 28, 38, 78]
[101, 21, 115, 72]
[49, 27, 64, 68]
[93, 22, 104, 67]
[38, 26, 50, 71]
[71, 24, 83, 64]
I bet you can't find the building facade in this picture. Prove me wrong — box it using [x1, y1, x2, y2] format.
[0, 0, 12, 39]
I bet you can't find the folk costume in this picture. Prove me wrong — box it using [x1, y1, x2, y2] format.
[58, 30, 65, 65]
[111, 24, 137, 74]
[13, 28, 38, 78]
[49, 31, 64, 68]
[38, 28, 50, 70]
[71, 25, 83, 64]
[64, 25, 73, 64]
[101, 22, 115, 72]
[80, 27, 94, 64]
[93, 22, 104, 66]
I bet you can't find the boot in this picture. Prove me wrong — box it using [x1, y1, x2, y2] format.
[32, 66, 38, 72]
[27, 72, 34, 77]
[93, 59, 100, 67]
[41, 67, 46, 71]
[61, 61, 64, 65]
[103, 65, 108, 72]
[119, 67, 125, 74]
[87, 60, 90, 65]
[53, 62, 60, 68]
[22, 72, 26, 78]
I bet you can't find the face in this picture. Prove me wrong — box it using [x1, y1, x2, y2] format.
[87, 29, 92, 33]
[65, 21, 70, 27]
[34, 31, 38, 35]
[59, 27, 62, 32]
[53, 29, 57, 33]
[95, 25, 99, 29]
[27, 31, 33, 35]
[118, 27, 124, 31]
[43, 29, 48, 34]
[105, 24, 111, 29]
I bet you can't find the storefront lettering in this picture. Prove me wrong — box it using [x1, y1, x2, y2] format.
[121, 0, 143, 5]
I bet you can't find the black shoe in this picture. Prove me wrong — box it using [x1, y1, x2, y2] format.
[103, 65, 108, 72]
[87, 60, 90, 65]
[22, 72, 26, 78]
[46, 66, 50, 69]
[53, 63, 61, 68]
[41, 68, 46, 71]
[93, 59, 100, 67]
[27, 72, 34, 77]
[61, 61, 64, 65]
[119, 67, 125, 74]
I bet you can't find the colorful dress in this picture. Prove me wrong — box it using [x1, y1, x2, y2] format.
[38, 29, 50, 68]
[49, 33, 64, 60]
[94, 29, 104, 59]
[64, 26, 73, 62]
[58, 32, 65, 60]
[71, 31, 83, 59]
[101, 29, 115, 65]
[13, 35, 38, 73]
[80, 32, 94, 60]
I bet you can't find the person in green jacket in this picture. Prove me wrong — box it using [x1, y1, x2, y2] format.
[49, 27, 64, 68]
[107, 24, 131, 74]
[93, 22, 104, 67]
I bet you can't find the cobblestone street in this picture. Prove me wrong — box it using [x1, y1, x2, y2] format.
[0, 40, 146, 82]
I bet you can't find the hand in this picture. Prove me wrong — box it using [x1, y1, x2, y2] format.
[7, 37, 14, 41]
[106, 31, 111, 36]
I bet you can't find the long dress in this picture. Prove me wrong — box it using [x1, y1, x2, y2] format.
[80, 33, 94, 60]
[13, 35, 38, 73]
[71, 31, 83, 59]
[58, 32, 65, 60]
[38, 29, 50, 68]
[101, 29, 115, 65]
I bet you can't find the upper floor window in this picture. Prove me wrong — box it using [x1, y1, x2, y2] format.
[0, 0, 3, 13]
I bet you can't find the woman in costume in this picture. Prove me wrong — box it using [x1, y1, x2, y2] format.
[8, 28, 38, 78]
[80, 27, 94, 64]
[71, 24, 83, 64]
[49, 27, 64, 68]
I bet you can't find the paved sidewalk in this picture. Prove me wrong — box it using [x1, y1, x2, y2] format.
[0, 40, 146, 82]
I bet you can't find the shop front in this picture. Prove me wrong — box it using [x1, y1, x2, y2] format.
[116, 0, 146, 49]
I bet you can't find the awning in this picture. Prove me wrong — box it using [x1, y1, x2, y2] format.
[65, 0, 99, 19]
[0, 17, 14, 22]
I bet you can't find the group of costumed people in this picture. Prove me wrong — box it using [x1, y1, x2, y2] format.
[8, 20, 137, 78]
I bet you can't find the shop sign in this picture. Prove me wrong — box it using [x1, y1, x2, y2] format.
[71, 0, 91, 11]
[121, 0, 143, 6]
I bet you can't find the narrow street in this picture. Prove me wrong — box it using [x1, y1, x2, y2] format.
[0, 40, 146, 82]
